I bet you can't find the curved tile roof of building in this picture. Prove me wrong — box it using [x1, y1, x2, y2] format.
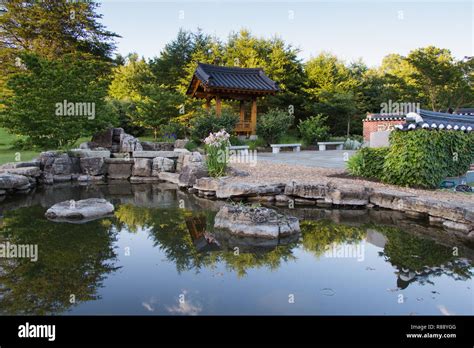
[395, 109, 474, 132]
[187, 63, 279, 93]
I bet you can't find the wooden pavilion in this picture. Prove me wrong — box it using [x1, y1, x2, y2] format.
[186, 63, 279, 136]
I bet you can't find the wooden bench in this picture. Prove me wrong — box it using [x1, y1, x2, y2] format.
[228, 145, 250, 155]
[317, 141, 344, 151]
[270, 143, 301, 154]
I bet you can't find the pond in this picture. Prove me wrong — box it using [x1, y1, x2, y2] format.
[0, 182, 472, 315]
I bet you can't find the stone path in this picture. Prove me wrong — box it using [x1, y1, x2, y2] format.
[257, 150, 356, 169]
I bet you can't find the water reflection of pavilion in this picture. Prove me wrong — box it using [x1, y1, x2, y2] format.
[185, 215, 221, 253]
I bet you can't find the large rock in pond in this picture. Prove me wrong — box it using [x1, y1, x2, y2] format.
[0, 173, 30, 190]
[91, 128, 114, 149]
[214, 204, 300, 239]
[216, 182, 285, 199]
[1, 166, 41, 178]
[178, 164, 208, 188]
[132, 158, 152, 177]
[105, 158, 133, 179]
[120, 133, 143, 152]
[152, 157, 175, 175]
[80, 157, 105, 176]
[45, 198, 114, 223]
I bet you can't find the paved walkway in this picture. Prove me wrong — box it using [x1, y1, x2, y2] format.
[257, 150, 355, 169]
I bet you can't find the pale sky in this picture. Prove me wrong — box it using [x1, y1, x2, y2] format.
[98, 0, 473, 67]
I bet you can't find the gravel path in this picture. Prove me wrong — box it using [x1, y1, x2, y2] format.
[230, 162, 474, 206]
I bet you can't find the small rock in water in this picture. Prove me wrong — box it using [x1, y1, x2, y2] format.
[45, 198, 114, 223]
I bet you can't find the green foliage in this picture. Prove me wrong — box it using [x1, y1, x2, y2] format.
[0, 206, 118, 314]
[300, 220, 366, 257]
[382, 130, 474, 188]
[245, 137, 266, 151]
[0, 53, 116, 149]
[347, 147, 389, 179]
[298, 114, 330, 145]
[159, 121, 187, 140]
[190, 109, 238, 143]
[205, 143, 228, 178]
[256, 108, 294, 145]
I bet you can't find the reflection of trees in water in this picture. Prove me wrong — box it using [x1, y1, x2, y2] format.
[115, 204, 297, 277]
[372, 225, 473, 289]
[116, 203, 473, 285]
[0, 206, 119, 315]
[300, 220, 366, 257]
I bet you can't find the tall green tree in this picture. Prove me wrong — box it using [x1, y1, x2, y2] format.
[407, 47, 473, 111]
[304, 53, 359, 135]
[0, 53, 116, 149]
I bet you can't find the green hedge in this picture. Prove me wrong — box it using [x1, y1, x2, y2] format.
[348, 130, 474, 189]
[382, 130, 474, 188]
[347, 147, 389, 179]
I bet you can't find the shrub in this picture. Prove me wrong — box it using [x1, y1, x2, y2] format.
[347, 147, 389, 179]
[160, 121, 187, 140]
[298, 114, 330, 145]
[204, 130, 230, 178]
[190, 109, 238, 143]
[257, 108, 294, 145]
[382, 130, 473, 189]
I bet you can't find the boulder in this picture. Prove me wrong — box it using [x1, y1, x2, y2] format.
[176, 151, 203, 172]
[194, 177, 222, 192]
[141, 141, 174, 151]
[284, 181, 327, 199]
[105, 158, 134, 179]
[152, 157, 175, 175]
[91, 128, 114, 149]
[132, 151, 179, 159]
[39, 173, 54, 185]
[2, 166, 41, 177]
[45, 198, 114, 223]
[38, 151, 59, 172]
[120, 133, 143, 152]
[50, 154, 74, 175]
[214, 204, 300, 238]
[132, 158, 152, 177]
[69, 149, 111, 158]
[174, 139, 189, 149]
[216, 182, 285, 199]
[80, 157, 105, 176]
[178, 164, 208, 188]
[325, 183, 371, 206]
[53, 174, 72, 182]
[158, 172, 180, 184]
[0, 173, 29, 190]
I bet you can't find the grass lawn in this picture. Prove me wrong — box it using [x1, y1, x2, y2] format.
[0, 128, 91, 165]
[0, 128, 40, 165]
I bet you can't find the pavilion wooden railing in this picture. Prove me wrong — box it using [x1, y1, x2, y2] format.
[235, 121, 252, 134]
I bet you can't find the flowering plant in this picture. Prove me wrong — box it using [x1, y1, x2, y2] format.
[204, 129, 230, 177]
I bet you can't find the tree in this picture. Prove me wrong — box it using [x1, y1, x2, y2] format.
[257, 108, 294, 145]
[406, 46, 461, 111]
[304, 53, 359, 135]
[132, 84, 185, 140]
[0, 0, 117, 94]
[149, 29, 195, 90]
[0, 53, 116, 149]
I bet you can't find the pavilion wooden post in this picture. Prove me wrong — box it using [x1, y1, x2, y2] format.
[205, 98, 211, 113]
[239, 100, 245, 124]
[215, 96, 222, 117]
[250, 97, 257, 135]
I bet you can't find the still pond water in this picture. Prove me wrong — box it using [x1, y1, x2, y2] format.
[0, 183, 472, 315]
